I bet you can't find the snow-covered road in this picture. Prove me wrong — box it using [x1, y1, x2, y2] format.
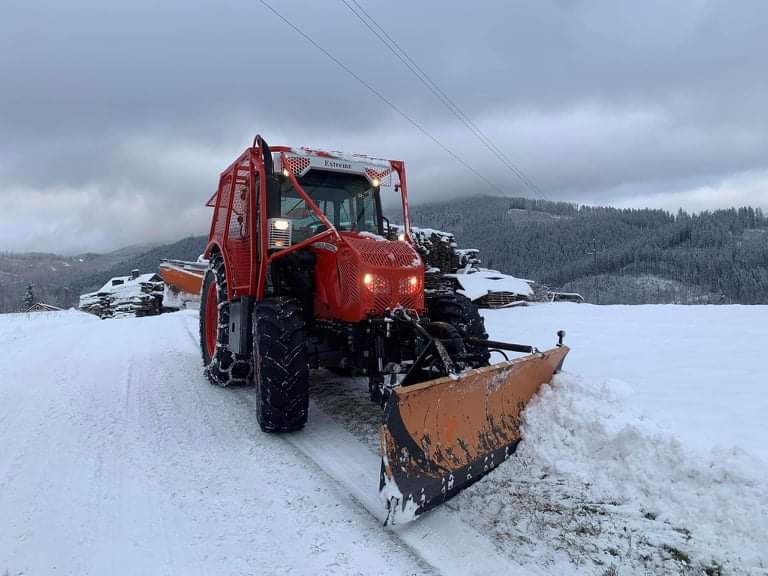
[1, 305, 767, 575]
[0, 311, 431, 575]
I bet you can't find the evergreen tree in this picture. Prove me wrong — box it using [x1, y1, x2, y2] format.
[23, 284, 35, 309]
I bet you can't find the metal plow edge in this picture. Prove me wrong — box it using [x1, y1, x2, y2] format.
[379, 345, 569, 524]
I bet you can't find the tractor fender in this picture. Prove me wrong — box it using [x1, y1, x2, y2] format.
[204, 241, 235, 301]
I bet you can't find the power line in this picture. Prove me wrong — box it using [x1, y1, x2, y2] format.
[344, 0, 544, 197]
[340, 0, 545, 199]
[257, 0, 505, 195]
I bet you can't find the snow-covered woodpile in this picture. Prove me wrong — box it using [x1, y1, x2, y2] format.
[79, 270, 164, 319]
[404, 226, 462, 273]
[394, 225, 532, 305]
[391, 226, 464, 291]
[447, 268, 535, 308]
[396, 224, 578, 307]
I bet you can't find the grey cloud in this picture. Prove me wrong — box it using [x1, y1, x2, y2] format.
[1, 0, 767, 252]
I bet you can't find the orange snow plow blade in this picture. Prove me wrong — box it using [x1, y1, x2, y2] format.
[158, 260, 205, 295]
[380, 345, 569, 522]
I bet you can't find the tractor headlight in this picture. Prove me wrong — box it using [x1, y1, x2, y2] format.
[400, 275, 421, 295]
[363, 273, 388, 295]
[397, 233, 405, 242]
[269, 218, 292, 248]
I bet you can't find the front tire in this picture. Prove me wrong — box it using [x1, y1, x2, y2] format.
[253, 298, 310, 432]
[426, 291, 491, 366]
[199, 254, 252, 387]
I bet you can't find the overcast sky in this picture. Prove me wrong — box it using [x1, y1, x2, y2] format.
[1, 0, 767, 253]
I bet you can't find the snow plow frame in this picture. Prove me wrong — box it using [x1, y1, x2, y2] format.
[379, 320, 569, 522]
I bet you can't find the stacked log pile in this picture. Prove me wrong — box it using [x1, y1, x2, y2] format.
[79, 273, 164, 319]
[409, 227, 461, 273]
[391, 225, 480, 292]
[392, 226, 475, 272]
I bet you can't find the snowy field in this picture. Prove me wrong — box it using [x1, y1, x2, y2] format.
[1, 305, 766, 575]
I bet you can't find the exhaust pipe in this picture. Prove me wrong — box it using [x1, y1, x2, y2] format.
[255, 134, 281, 219]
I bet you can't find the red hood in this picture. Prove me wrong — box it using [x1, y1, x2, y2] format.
[340, 233, 422, 270]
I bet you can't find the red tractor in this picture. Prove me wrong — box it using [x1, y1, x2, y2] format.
[199, 136, 568, 521]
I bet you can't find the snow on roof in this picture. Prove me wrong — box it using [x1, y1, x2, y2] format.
[446, 268, 533, 301]
[80, 273, 163, 308]
[96, 272, 160, 294]
[26, 302, 64, 312]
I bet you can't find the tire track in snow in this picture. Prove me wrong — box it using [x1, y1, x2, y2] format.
[3, 312, 433, 575]
[153, 310, 553, 574]
[174, 309, 435, 573]
[177, 306, 530, 574]
[178, 309, 200, 349]
[129, 313, 433, 575]
[235, 388, 539, 576]
[2, 310, 515, 574]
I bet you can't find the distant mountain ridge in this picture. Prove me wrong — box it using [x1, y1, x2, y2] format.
[0, 236, 206, 312]
[2, 195, 767, 312]
[409, 196, 768, 304]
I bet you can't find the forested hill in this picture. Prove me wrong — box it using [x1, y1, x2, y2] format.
[409, 196, 768, 304]
[3, 197, 768, 312]
[0, 236, 206, 312]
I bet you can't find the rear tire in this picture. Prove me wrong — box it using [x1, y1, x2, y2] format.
[253, 298, 309, 432]
[427, 291, 490, 366]
[199, 254, 253, 387]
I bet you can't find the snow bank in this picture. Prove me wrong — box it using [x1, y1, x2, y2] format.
[456, 372, 768, 574]
[482, 304, 768, 462]
[0, 308, 95, 333]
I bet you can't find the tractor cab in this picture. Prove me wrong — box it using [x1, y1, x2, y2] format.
[269, 148, 398, 245]
[276, 169, 382, 244]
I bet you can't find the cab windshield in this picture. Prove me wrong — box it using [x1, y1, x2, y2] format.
[280, 170, 381, 242]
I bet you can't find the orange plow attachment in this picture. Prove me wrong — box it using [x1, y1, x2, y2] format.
[379, 345, 569, 523]
[158, 260, 205, 295]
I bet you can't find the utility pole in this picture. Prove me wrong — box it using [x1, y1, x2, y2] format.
[586, 238, 600, 304]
